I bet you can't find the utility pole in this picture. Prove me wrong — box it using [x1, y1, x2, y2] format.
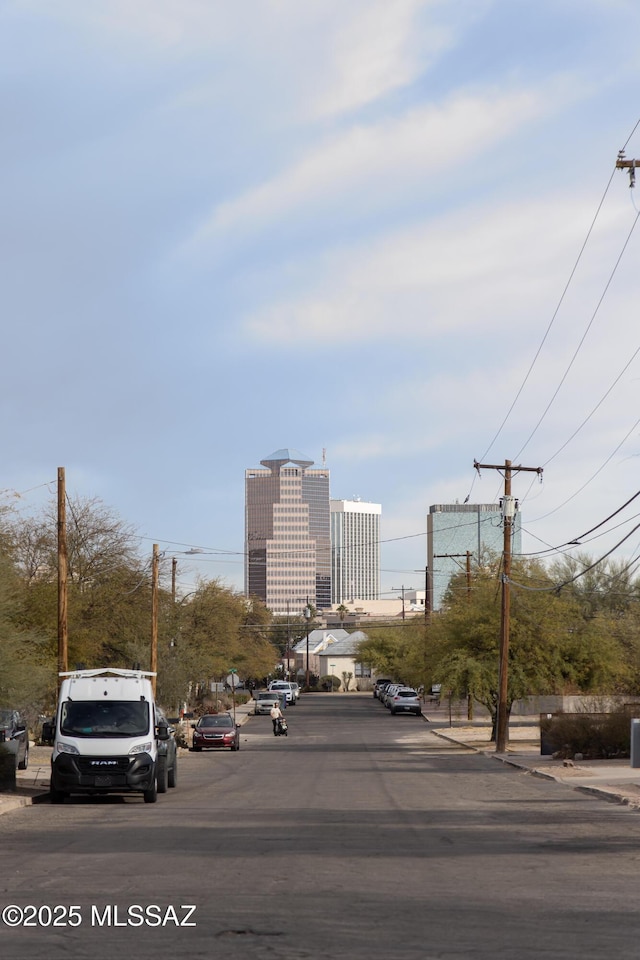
[57, 467, 68, 683]
[422, 566, 430, 705]
[473, 459, 543, 752]
[150, 544, 159, 695]
[424, 565, 430, 621]
[392, 584, 413, 620]
[616, 151, 637, 188]
[304, 600, 311, 689]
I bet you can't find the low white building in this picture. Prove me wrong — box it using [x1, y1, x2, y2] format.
[317, 631, 371, 691]
[292, 629, 372, 690]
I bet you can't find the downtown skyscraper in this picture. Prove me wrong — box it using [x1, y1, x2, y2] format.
[427, 502, 522, 611]
[330, 499, 381, 604]
[244, 448, 331, 616]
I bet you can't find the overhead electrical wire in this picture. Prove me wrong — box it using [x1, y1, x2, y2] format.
[467, 120, 640, 515]
[514, 207, 640, 464]
[524, 412, 640, 523]
[471, 159, 621, 479]
[506, 518, 640, 593]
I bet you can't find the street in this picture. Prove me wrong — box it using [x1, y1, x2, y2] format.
[2, 693, 640, 959]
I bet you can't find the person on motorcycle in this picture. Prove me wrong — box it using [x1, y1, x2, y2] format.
[270, 701, 283, 736]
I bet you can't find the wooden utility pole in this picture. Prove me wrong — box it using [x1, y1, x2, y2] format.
[423, 565, 430, 620]
[150, 544, 159, 695]
[421, 566, 430, 704]
[57, 467, 68, 682]
[473, 460, 543, 752]
[616, 152, 637, 187]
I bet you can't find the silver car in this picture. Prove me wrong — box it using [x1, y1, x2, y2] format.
[268, 681, 296, 705]
[388, 688, 422, 716]
[253, 691, 281, 715]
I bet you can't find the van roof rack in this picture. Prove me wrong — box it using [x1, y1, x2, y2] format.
[58, 668, 157, 679]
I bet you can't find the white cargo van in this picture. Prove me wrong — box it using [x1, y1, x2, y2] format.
[49, 668, 170, 804]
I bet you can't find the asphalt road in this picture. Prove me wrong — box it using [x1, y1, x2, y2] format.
[3, 693, 640, 959]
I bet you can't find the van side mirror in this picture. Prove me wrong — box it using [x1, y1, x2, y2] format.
[156, 724, 170, 741]
[41, 721, 55, 746]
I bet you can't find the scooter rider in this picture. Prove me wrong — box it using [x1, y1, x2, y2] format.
[270, 701, 283, 736]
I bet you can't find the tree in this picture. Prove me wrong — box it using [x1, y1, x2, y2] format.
[0, 546, 55, 721]
[355, 619, 426, 689]
[430, 556, 628, 739]
[8, 494, 158, 671]
[163, 580, 278, 707]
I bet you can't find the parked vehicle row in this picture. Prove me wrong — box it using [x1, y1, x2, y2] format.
[373, 679, 422, 717]
[267, 680, 300, 704]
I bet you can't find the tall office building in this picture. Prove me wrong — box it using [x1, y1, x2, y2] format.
[330, 499, 381, 604]
[245, 448, 331, 615]
[427, 503, 522, 611]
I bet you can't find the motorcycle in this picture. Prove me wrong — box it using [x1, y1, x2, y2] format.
[275, 716, 288, 737]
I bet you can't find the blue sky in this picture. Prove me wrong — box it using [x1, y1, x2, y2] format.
[2, 0, 640, 599]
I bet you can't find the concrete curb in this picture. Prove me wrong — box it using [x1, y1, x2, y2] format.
[429, 725, 640, 810]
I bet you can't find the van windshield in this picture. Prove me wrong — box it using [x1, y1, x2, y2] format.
[60, 700, 149, 738]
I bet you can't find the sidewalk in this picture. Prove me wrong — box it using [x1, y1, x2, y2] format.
[423, 703, 640, 809]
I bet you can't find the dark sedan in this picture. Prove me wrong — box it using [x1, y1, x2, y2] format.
[191, 714, 240, 752]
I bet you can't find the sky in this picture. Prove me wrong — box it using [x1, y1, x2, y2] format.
[2, 0, 640, 601]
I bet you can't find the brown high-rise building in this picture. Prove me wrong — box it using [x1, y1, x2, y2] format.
[244, 449, 331, 615]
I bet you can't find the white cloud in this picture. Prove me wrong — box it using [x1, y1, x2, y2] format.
[241, 189, 618, 345]
[312, 0, 446, 118]
[14, 0, 237, 51]
[185, 82, 559, 259]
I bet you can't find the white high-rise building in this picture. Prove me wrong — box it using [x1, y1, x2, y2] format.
[330, 499, 381, 604]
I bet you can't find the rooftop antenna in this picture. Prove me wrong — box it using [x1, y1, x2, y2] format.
[322, 448, 326, 466]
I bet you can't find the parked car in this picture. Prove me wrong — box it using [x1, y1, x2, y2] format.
[381, 683, 403, 707]
[155, 709, 178, 791]
[373, 679, 393, 699]
[253, 691, 281, 715]
[0, 709, 29, 770]
[290, 682, 301, 701]
[268, 681, 296, 705]
[191, 714, 240, 751]
[388, 688, 422, 716]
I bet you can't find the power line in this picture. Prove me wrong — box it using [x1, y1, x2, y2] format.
[474, 153, 622, 475]
[515, 209, 640, 463]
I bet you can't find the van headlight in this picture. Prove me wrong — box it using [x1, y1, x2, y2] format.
[56, 742, 79, 755]
[129, 742, 152, 755]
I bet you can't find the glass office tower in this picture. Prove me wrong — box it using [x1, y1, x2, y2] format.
[245, 449, 331, 615]
[427, 503, 522, 611]
[330, 499, 381, 604]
